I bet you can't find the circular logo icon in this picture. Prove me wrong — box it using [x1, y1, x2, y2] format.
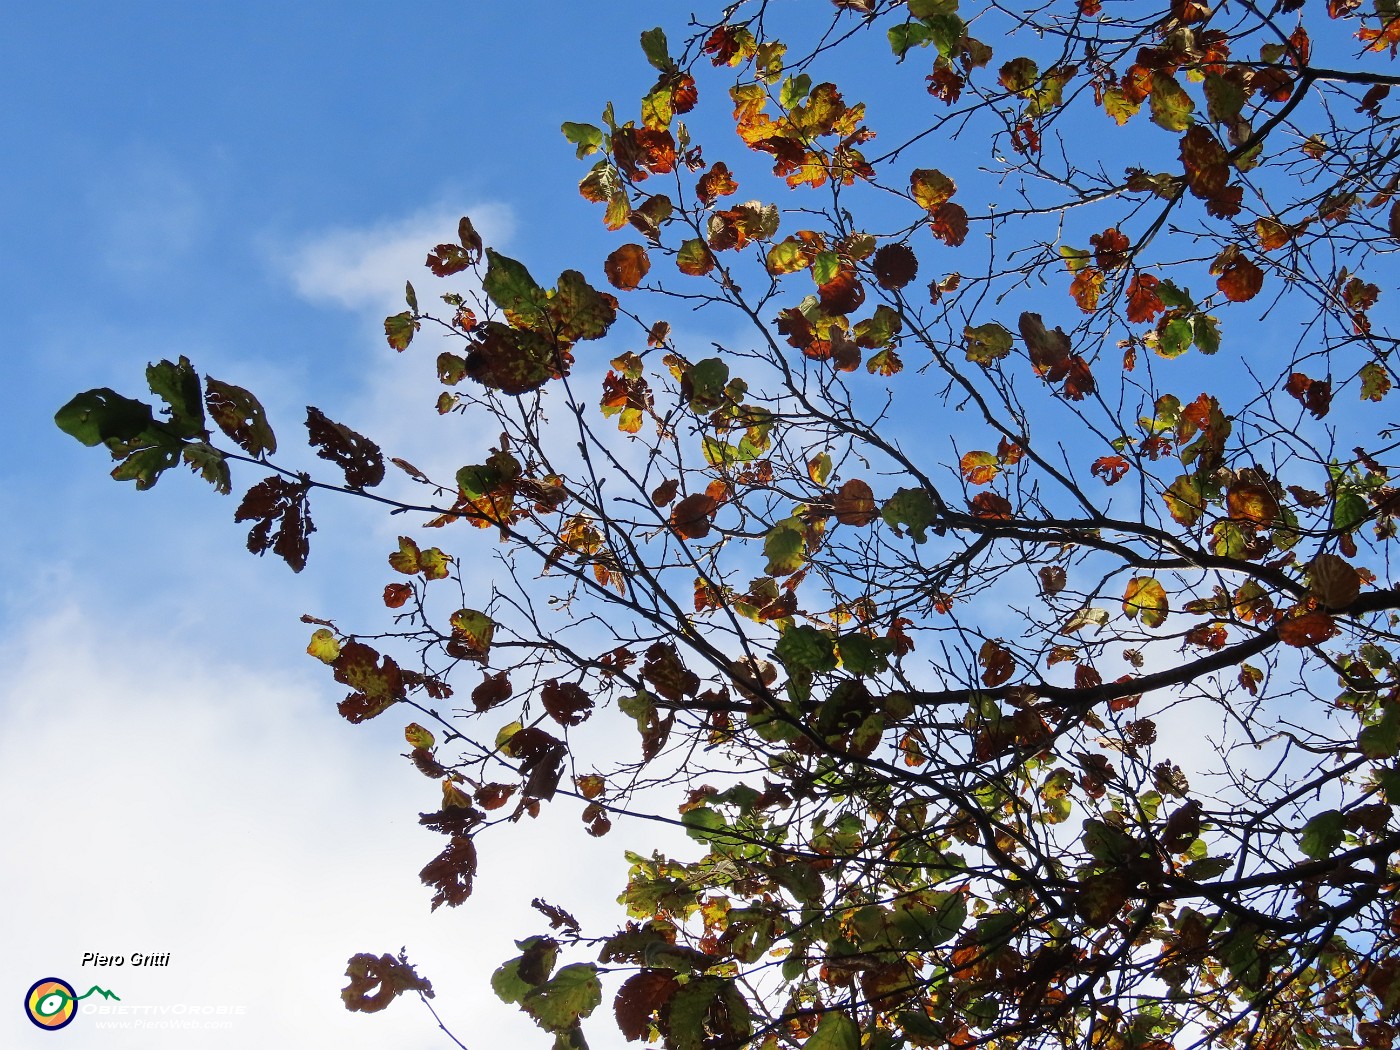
[25, 978, 77, 1030]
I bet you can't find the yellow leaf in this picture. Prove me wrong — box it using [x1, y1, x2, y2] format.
[307, 628, 341, 665]
[1123, 577, 1168, 628]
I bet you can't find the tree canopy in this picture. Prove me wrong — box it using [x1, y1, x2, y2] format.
[57, 1, 1400, 1048]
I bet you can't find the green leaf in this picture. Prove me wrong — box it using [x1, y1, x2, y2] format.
[763, 519, 806, 576]
[852, 305, 902, 349]
[689, 358, 730, 408]
[521, 963, 602, 1033]
[881, 487, 936, 543]
[682, 806, 727, 845]
[146, 356, 205, 438]
[1300, 810, 1346, 859]
[1082, 818, 1137, 863]
[1149, 73, 1194, 131]
[889, 22, 933, 59]
[963, 323, 1013, 364]
[450, 608, 495, 654]
[812, 250, 840, 287]
[561, 122, 605, 159]
[836, 633, 892, 676]
[640, 27, 672, 71]
[182, 441, 231, 494]
[483, 249, 547, 328]
[775, 624, 838, 674]
[384, 311, 417, 351]
[1360, 702, 1400, 759]
[55, 388, 157, 448]
[889, 890, 967, 949]
[806, 1010, 860, 1050]
[1334, 491, 1369, 533]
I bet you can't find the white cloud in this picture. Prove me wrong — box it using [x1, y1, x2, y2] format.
[273, 205, 514, 316]
[0, 602, 633, 1048]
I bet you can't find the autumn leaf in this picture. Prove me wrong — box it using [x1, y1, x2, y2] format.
[306, 407, 384, 489]
[832, 479, 878, 526]
[604, 244, 651, 290]
[671, 493, 719, 539]
[960, 451, 1000, 486]
[1122, 577, 1168, 628]
[677, 238, 716, 276]
[342, 952, 434, 1012]
[235, 476, 314, 572]
[542, 679, 595, 726]
[1279, 610, 1338, 648]
[872, 243, 918, 289]
[206, 378, 277, 457]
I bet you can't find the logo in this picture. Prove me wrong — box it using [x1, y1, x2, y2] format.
[25, 977, 120, 1031]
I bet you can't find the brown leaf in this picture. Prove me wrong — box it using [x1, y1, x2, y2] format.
[929, 202, 969, 246]
[833, 479, 878, 526]
[342, 952, 434, 1013]
[615, 970, 681, 1041]
[234, 476, 314, 572]
[1309, 553, 1361, 609]
[471, 671, 513, 712]
[872, 243, 918, 289]
[818, 265, 866, 315]
[476, 783, 517, 810]
[1278, 610, 1338, 647]
[427, 243, 471, 277]
[1214, 252, 1264, 302]
[506, 726, 569, 800]
[542, 679, 594, 726]
[419, 836, 478, 910]
[306, 407, 385, 489]
[604, 244, 651, 291]
[651, 478, 679, 506]
[671, 493, 718, 539]
[643, 642, 700, 702]
[696, 161, 738, 204]
[384, 582, 414, 609]
[979, 639, 1015, 686]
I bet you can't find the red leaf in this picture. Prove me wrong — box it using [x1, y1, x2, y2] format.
[1126, 273, 1166, 323]
[1091, 456, 1130, 485]
[383, 583, 413, 608]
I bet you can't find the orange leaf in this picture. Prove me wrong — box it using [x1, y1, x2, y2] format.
[1091, 456, 1130, 485]
[1279, 611, 1338, 647]
[960, 451, 1000, 486]
[1126, 273, 1166, 323]
[604, 244, 651, 291]
[1215, 254, 1264, 302]
[1069, 267, 1105, 312]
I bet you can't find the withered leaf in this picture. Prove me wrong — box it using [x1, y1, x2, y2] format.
[305, 406, 385, 489]
[419, 836, 478, 910]
[234, 475, 314, 572]
[342, 952, 434, 1013]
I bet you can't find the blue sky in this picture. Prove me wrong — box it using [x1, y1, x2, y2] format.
[1, 3, 686, 1046]
[6, 3, 1396, 1047]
